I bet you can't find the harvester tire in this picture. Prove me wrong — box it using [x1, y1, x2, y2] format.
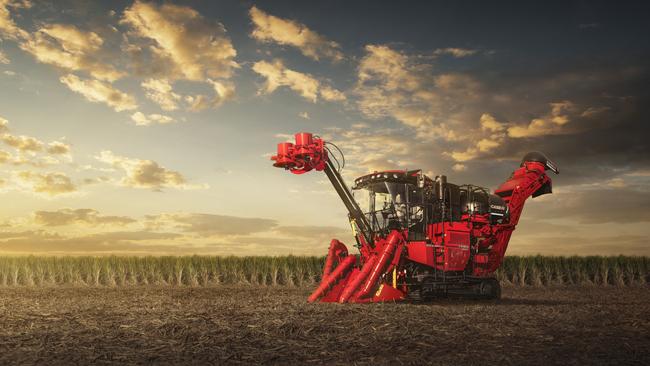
[479, 278, 501, 300]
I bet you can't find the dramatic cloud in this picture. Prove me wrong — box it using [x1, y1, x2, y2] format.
[447, 113, 508, 162]
[59, 74, 137, 112]
[15, 171, 76, 196]
[507, 101, 575, 138]
[146, 213, 278, 237]
[249, 6, 343, 62]
[447, 101, 598, 162]
[96, 150, 194, 191]
[34, 208, 136, 226]
[130, 111, 174, 126]
[20, 23, 124, 82]
[252, 59, 345, 102]
[0, 2, 647, 257]
[121, 1, 238, 81]
[356, 44, 479, 129]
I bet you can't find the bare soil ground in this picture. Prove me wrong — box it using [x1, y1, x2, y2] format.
[0, 286, 648, 365]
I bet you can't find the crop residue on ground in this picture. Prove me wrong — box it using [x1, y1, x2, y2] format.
[0, 286, 648, 365]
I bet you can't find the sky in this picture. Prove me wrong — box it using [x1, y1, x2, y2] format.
[0, 0, 648, 256]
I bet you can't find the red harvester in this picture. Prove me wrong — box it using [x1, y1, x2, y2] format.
[272, 132, 559, 302]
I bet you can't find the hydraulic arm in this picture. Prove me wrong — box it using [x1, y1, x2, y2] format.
[272, 133, 373, 246]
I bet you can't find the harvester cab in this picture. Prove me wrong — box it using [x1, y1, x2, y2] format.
[352, 171, 429, 239]
[271, 132, 558, 303]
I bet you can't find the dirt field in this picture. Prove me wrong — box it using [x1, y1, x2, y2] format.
[0, 286, 647, 365]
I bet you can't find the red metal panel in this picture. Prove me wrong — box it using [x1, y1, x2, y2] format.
[474, 253, 489, 264]
[406, 241, 434, 267]
[444, 230, 471, 271]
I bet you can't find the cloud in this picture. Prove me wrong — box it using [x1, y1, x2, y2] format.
[96, 150, 196, 191]
[355, 44, 480, 129]
[320, 85, 346, 102]
[130, 111, 174, 126]
[83, 230, 181, 242]
[146, 213, 278, 237]
[0, 49, 8, 64]
[185, 79, 235, 111]
[15, 171, 76, 196]
[34, 208, 136, 226]
[0, 0, 30, 40]
[433, 47, 478, 58]
[0, 210, 360, 255]
[249, 6, 343, 62]
[141, 78, 181, 110]
[0, 149, 10, 163]
[318, 127, 431, 176]
[140, 77, 234, 112]
[452, 163, 467, 172]
[46, 141, 70, 155]
[59, 74, 137, 112]
[252, 59, 345, 103]
[479, 113, 506, 132]
[19, 23, 125, 82]
[0, 148, 60, 167]
[121, 1, 238, 81]
[0, 118, 72, 168]
[0, 230, 61, 240]
[507, 101, 576, 138]
[253, 59, 318, 101]
[1, 133, 43, 152]
[447, 102, 592, 163]
[447, 113, 508, 161]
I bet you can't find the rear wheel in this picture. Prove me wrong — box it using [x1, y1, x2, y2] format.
[479, 278, 501, 299]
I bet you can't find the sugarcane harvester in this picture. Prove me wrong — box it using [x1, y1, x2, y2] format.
[271, 132, 559, 303]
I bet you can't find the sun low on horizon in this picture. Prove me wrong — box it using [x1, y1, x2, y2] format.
[0, 0, 648, 256]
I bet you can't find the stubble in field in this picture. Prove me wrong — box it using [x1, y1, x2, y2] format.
[0, 286, 648, 365]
